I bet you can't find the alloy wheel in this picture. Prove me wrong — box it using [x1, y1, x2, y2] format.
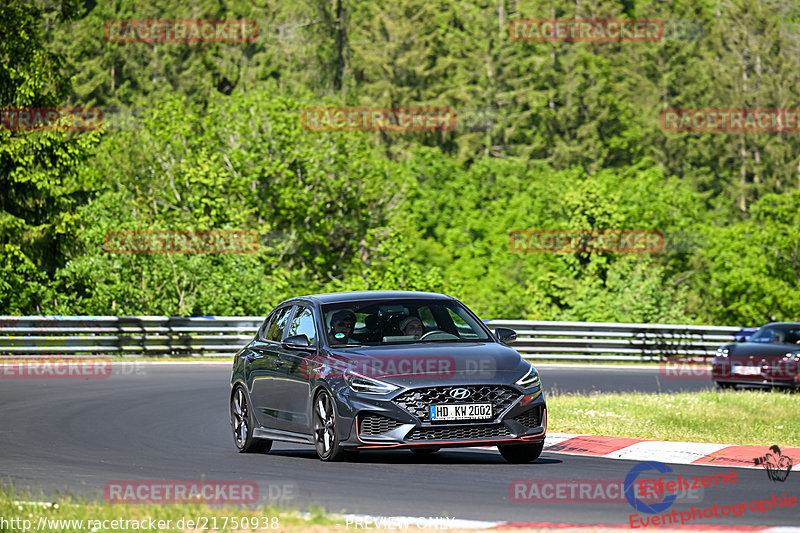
[231, 387, 248, 449]
[312, 390, 350, 461]
[230, 385, 272, 453]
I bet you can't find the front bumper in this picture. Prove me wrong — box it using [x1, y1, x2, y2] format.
[334, 383, 547, 449]
[712, 358, 800, 388]
[713, 377, 800, 388]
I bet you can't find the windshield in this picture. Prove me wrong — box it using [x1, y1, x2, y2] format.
[749, 325, 800, 345]
[321, 298, 491, 346]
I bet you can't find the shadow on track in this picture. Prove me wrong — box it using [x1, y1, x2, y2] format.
[268, 447, 563, 465]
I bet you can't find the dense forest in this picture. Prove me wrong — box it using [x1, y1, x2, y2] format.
[2, 0, 800, 324]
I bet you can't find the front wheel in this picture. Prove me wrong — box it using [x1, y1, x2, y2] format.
[313, 390, 349, 461]
[498, 441, 544, 463]
[230, 385, 272, 453]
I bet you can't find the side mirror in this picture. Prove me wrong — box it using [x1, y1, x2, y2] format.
[495, 327, 517, 344]
[283, 334, 311, 349]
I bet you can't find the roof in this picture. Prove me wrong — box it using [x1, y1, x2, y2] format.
[296, 290, 455, 305]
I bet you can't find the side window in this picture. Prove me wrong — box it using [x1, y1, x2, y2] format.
[418, 307, 436, 329]
[258, 315, 273, 340]
[286, 307, 317, 346]
[446, 307, 479, 339]
[265, 307, 292, 342]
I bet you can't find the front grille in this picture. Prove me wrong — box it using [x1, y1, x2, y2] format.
[513, 407, 541, 428]
[360, 414, 403, 436]
[407, 424, 511, 441]
[393, 385, 519, 422]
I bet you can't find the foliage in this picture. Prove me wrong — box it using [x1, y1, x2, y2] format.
[696, 192, 800, 323]
[54, 92, 399, 315]
[0, 0, 100, 313]
[1, 0, 799, 325]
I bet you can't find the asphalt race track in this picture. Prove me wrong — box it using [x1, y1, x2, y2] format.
[0, 363, 796, 527]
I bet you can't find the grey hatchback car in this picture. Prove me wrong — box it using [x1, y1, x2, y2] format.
[229, 291, 546, 462]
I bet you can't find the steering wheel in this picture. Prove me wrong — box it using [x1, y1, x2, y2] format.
[420, 330, 460, 341]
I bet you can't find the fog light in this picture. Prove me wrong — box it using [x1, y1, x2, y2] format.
[520, 394, 535, 406]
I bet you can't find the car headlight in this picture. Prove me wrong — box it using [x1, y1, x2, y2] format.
[344, 370, 399, 394]
[716, 347, 729, 358]
[515, 361, 541, 389]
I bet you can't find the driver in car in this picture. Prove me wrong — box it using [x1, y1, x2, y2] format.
[329, 310, 357, 344]
[400, 316, 425, 339]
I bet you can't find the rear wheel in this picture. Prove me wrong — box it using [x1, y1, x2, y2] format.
[498, 441, 544, 463]
[230, 385, 272, 453]
[313, 390, 349, 461]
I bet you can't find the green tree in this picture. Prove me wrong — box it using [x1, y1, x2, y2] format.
[0, 0, 100, 313]
[696, 192, 800, 323]
[53, 92, 401, 315]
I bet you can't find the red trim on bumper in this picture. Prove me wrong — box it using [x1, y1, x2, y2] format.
[355, 406, 547, 449]
[357, 435, 545, 450]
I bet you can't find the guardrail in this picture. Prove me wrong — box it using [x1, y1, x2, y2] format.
[487, 320, 754, 361]
[0, 316, 753, 360]
[0, 316, 263, 357]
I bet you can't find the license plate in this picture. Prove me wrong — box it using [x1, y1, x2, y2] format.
[429, 403, 492, 421]
[732, 364, 761, 375]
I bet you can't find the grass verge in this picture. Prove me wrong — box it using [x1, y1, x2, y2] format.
[0, 485, 505, 533]
[546, 389, 800, 446]
[0, 484, 337, 532]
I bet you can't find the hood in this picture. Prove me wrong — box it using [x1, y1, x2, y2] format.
[726, 342, 800, 360]
[319, 341, 528, 386]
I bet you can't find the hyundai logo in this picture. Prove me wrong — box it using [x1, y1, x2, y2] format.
[449, 388, 470, 400]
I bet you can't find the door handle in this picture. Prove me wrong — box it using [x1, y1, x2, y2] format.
[244, 350, 263, 363]
[274, 357, 285, 368]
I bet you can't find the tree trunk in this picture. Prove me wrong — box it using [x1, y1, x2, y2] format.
[497, 0, 504, 38]
[334, 0, 347, 97]
[740, 143, 747, 213]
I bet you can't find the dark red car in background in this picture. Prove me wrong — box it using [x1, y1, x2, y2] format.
[712, 322, 800, 389]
